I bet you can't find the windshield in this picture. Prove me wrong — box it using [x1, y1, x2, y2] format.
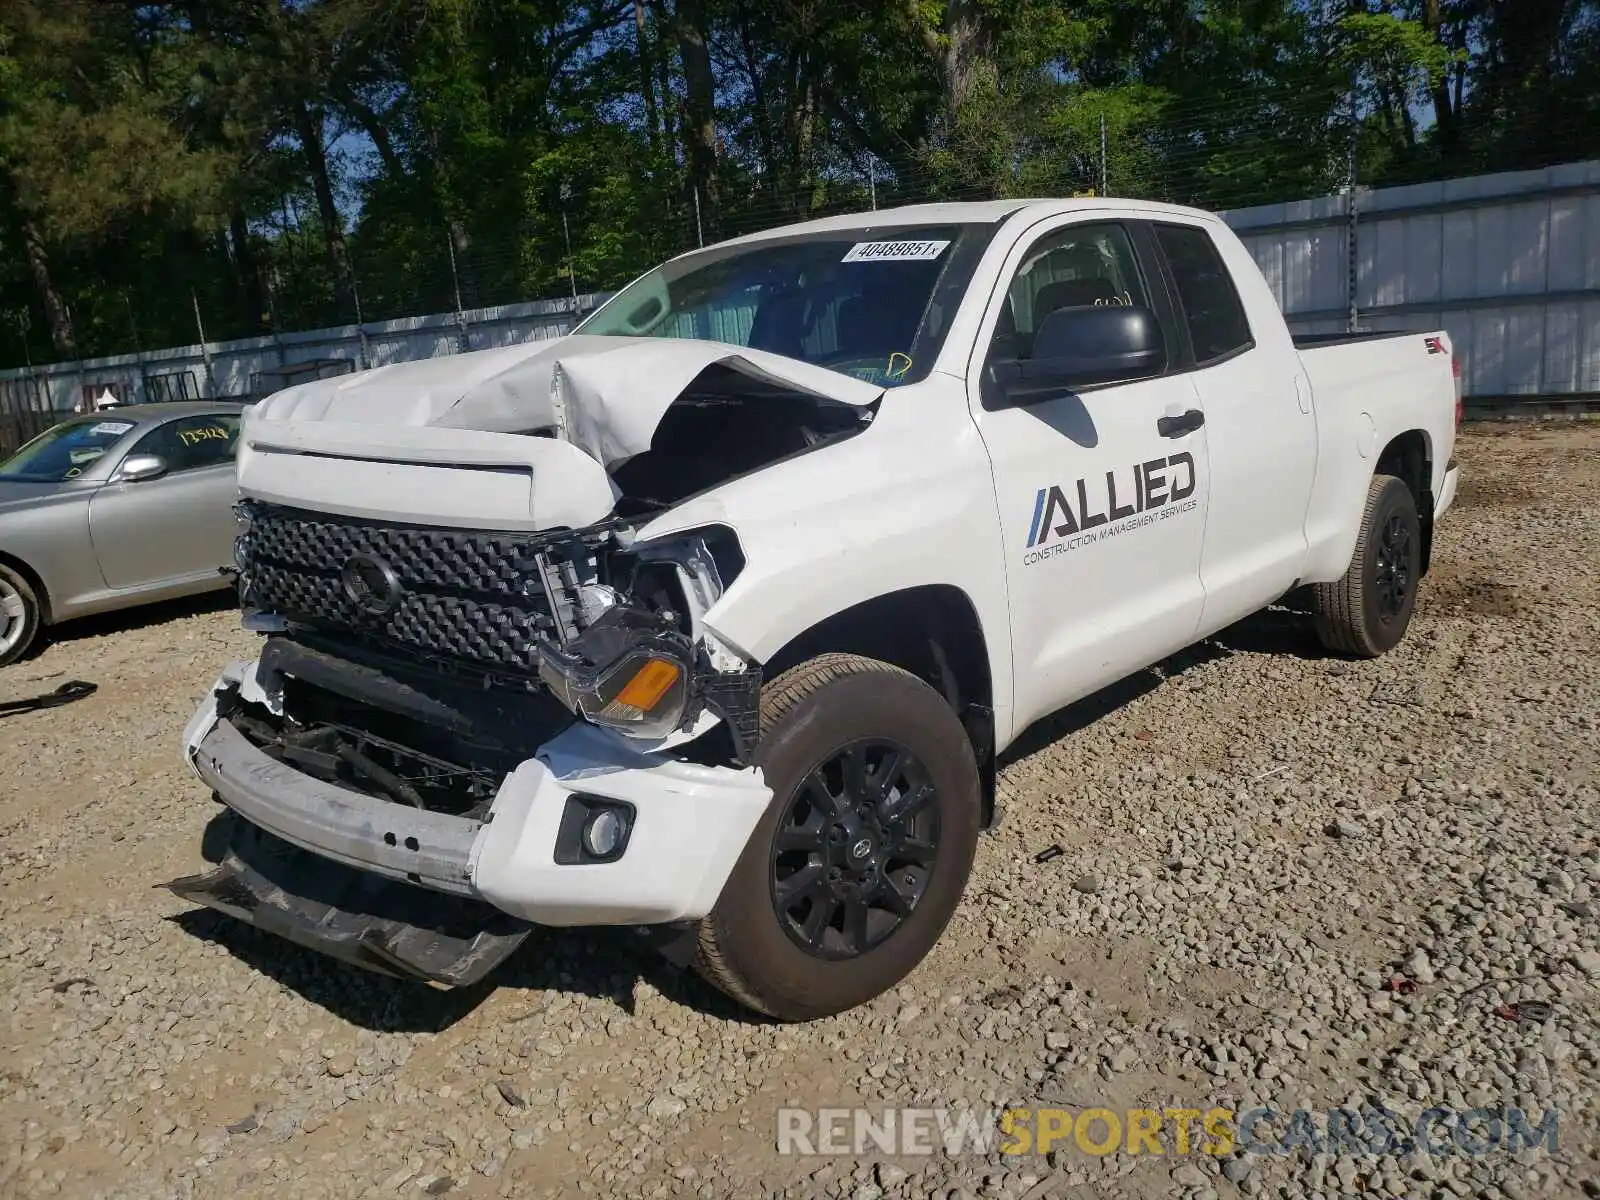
[0, 416, 138, 482]
[576, 223, 995, 387]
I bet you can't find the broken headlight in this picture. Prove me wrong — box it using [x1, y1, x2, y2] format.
[231, 500, 254, 575]
[538, 524, 753, 745]
[537, 606, 696, 741]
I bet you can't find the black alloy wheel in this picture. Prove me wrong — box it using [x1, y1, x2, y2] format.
[769, 740, 939, 959]
[1374, 511, 1414, 622]
[1310, 473, 1423, 658]
[692, 653, 981, 1020]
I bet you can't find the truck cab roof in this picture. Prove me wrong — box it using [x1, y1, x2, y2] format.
[706, 197, 1227, 255]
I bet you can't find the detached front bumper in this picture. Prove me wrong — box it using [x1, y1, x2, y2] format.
[170, 662, 771, 986]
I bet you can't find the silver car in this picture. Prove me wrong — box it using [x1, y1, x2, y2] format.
[0, 402, 247, 666]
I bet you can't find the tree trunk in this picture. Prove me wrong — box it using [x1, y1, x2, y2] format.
[338, 91, 405, 178]
[905, 0, 992, 137]
[634, 0, 660, 154]
[448, 218, 480, 311]
[1422, 0, 1457, 151]
[789, 73, 817, 216]
[670, 0, 718, 213]
[1375, 79, 1399, 141]
[291, 97, 358, 316]
[655, 35, 673, 149]
[736, 2, 776, 181]
[941, 0, 990, 121]
[229, 206, 266, 334]
[415, 119, 480, 310]
[21, 219, 75, 359]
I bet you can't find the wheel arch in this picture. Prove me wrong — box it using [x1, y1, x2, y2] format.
[0, 549, 51, 624]
[761, 584, 999, 828]
[1376, 429, 1434, 574]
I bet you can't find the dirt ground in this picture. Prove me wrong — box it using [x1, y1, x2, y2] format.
[1, 423, 1597, 1200]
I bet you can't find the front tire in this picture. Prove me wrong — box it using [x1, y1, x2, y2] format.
[0, 564, 42, 668]
[1312, 473, 1422, 657]
[693, 653, 981, 1020]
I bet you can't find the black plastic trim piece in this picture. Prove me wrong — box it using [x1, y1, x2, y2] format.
[166, 818, 530, 988]
[1292, 330, 1418, 349]
[1190, 339, 1258, 370]
[260, 636, 474, 736]
[698, 663, 762, 765]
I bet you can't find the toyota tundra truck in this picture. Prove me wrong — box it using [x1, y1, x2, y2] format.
[167, 198, 1463, 1020]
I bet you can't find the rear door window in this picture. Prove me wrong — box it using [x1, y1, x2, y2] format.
[1154, 224, 1254, 365]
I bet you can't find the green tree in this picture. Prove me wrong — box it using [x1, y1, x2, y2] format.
[1, 0, 1597, 370]
[0, 1, 227, 355]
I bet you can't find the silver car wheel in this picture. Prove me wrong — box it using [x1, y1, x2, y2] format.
[0, 576, 27, 657]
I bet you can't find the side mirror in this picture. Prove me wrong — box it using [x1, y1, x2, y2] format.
[987, 305, 1166, 407]
[118, 453, 169, 483]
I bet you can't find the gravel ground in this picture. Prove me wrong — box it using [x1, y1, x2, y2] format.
[2, 423, 1597, 1200]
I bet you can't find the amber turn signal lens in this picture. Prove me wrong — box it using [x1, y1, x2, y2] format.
[613, 658, 681, 711]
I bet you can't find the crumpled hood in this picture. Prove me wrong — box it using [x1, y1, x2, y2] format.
[250, 334, 883, 469]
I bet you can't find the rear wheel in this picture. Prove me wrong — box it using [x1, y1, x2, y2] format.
[693, 653, 981, 1020]
[1312, 473, 1421, 657]
[0, 564, 42, 668]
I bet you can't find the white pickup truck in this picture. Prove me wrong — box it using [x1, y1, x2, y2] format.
[169, 198, 1462, 1020]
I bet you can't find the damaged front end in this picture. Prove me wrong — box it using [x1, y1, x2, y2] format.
[165, 338, 894, 986]
[230, 497, 762, 764]
[170, 472, 777, 986]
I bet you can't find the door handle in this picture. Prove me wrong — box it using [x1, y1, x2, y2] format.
[1157, 408, 1205, 438]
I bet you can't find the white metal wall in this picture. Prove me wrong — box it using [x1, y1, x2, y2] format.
[1225, 159, 1600, 397]
[0, 294, 595, 416]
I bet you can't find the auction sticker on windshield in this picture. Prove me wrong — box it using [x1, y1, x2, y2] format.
[842, 240, 950, 263]
[91, 421, 134, 437]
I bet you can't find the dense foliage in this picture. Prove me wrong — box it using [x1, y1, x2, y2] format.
[1, 0, 1596, 365]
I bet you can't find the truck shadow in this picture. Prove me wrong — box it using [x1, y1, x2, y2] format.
[176, 808, 766, 1031]
[169, 906, 760, 1032]
[999, 599, 1326, 766]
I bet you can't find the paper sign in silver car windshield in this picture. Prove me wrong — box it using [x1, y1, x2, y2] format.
[841, 240, 950, 263]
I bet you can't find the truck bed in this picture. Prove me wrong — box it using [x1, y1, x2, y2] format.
[1296, 328, 1453, 413]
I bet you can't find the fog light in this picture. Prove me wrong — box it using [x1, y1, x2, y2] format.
[583, 808, 628, 858]
[555, 796, 636, 865]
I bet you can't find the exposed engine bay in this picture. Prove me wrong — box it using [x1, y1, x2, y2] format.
[608, 364, 871, 513]
[226, 360, 877, 818]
